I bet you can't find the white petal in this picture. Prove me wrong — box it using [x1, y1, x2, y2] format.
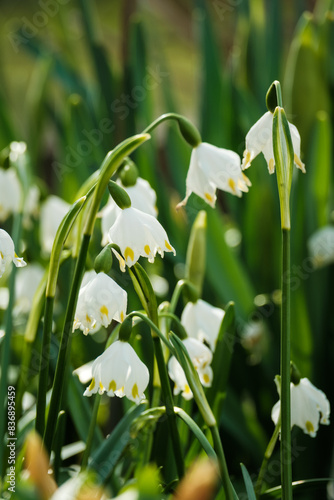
[108, 207, 175, 268]
[242, 112, 273, 169]
[184, 147, 217, 207]
[181, 299, 225, 351]
[84, 341, 149, 404]
[40, 196, 73, 254]
[74, 273, 127, 334]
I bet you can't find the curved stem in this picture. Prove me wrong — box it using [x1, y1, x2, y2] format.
[142, 113, 201, 147]
[127, 311, 176, 354]
[158, 312, 187, 339]
[43, 135, 150, 455]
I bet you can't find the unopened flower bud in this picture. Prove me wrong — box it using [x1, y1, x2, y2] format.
[94, 244, 113, 274]
[108, 180, 131, 209]
[118, 158, 139, 187]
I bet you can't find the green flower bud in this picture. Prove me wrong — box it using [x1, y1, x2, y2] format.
[94, 245, 113, 274]
[290, 361, 301, 385]
[177, 116, 202, 148]
[108, 180, 131, 209]
[118, 158, 139, 187]
[266, 80, 281, 113]
[272, 107, 294, 229]
[118, 315, 133, 342]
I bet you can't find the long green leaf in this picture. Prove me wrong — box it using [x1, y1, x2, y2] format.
[88, 402, 147, 482]
[241, 463, 257, 500]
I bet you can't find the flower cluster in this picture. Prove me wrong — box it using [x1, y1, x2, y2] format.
[168, 299, 225, 400]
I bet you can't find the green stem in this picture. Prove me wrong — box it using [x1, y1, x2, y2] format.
[158, 312, 187, 339]
[127, 311, 176, 354]
[210, 424, 235, 500]
[255, 417, 281, 498]
[0, 213, 22, 481]
[126, 311, 184, 477]
[43, 236, 89, 454]
[280, 228, 292, 499]
[153, 336, 185, 479]
[81, 394, 101, 470]
[35, 296, 55, 436]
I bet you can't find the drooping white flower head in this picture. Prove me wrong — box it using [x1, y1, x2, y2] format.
[242, 111, 305, 174]
[107, 207, 175, 270]
[40, 195, 74, 254]
[181, 299, 225, 351]
[100, 178, 158, 246]
[14, 263, 44, 314]
[179, 142, 251, 208]
[168, 337, 213, 400]
[271, 377, 330, 437]
[73, 272, 127, 335]
[0, 167, 22, 221]
[0, 228, 26, 278]
[308, 225, 334, 269]
[84, 340, 149, 404]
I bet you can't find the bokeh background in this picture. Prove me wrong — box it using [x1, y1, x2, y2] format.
[1, 0, 334, 497]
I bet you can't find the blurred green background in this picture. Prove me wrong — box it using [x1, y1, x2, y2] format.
[1, 0, 334, 497]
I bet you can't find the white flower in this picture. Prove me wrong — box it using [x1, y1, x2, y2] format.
[271, 377, 330, 437]
[84, 340, 149, 404]
[73, 272, 127, 335]
[168, 338, 213, 400]
[308, 225, 334, 268]
[181, 299, 225, 351]
[100, 178, 158, 246]
[0, 228, 26, 278]
[40, 195, 74, 254]
[179, 142, 251, 208]
[0, 167, 22, 221]
[73, 360, 94, 384]
[242, 111, 305, 174]
[14, 263, 44, 314]
[107, 207, 175, 270]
